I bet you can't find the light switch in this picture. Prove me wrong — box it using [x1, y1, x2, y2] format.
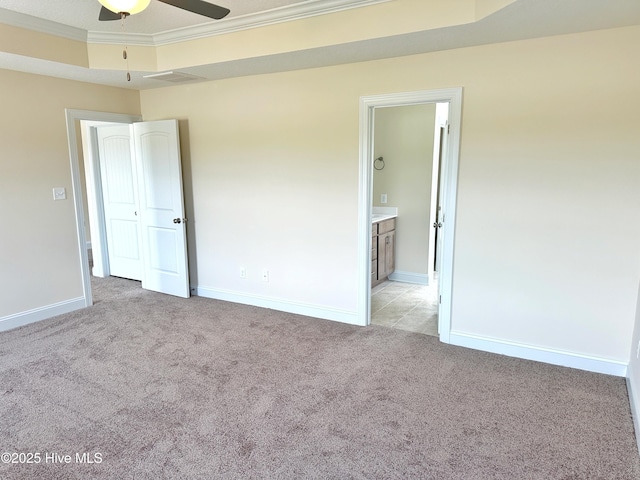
[53, 187, 66, 201]
[381, 194, 388, 204]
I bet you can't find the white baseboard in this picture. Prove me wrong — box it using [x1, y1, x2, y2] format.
[449, 331, 627, 377]
[628, 373, 640, 456]
[196, 286, 360, 325]
[388, 271, 429, 285]
[0, 297, 86, 333]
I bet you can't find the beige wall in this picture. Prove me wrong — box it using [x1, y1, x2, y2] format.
[0, 70, 140, 317]
[373, 104, 436, 276]
[0, 24, 88, 67]
[140, 25, 640, 363]
[141, 72, 361, 309]
[451, 28, 639, 359]
[2, 23, 638, 367]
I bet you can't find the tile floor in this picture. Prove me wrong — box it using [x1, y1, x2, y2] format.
[370, 280, 439, 337]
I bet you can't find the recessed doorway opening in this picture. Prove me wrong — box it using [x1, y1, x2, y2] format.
[65, 110, 191, 308]
[368, 101, 449, 337]
[356, 88, 463, 344]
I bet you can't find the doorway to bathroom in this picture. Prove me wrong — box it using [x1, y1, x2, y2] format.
[356, 88, 462, 344]
[369, 102, 447, 336]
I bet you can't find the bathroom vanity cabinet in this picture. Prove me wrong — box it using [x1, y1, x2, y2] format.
[372, 217, 396, 287]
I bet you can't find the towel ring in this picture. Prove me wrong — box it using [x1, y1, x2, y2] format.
[374, 156, 385, 170]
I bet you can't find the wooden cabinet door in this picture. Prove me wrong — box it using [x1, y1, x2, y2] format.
[378, 231, 395, 279]
[372, 219, 396, 287]
[383, 230, 395, 276]
[377, 231, 392, 280]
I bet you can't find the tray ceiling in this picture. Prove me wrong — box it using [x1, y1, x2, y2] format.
[1, 0, 639, 90]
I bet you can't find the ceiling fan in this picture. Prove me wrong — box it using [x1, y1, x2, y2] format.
[98, 0, 230, 21]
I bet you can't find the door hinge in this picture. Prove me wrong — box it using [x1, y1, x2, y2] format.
[447, 124, 450, 134]
[439, 295, 442, 304]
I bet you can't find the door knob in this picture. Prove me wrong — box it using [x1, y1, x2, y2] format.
[433, 222, 442, 228]
[173, 218, 181, 224]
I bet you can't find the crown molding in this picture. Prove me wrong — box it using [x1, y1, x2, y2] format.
[88, 31, 156, 46]
[0, 7, 87, 42]
[153, 0, 391, 46]
[87, 0, 390, 46]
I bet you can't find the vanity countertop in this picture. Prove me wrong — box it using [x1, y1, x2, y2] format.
[372, 213, 397, 224]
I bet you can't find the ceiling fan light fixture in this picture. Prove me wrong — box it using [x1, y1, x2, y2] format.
[98, 0, 151, 15]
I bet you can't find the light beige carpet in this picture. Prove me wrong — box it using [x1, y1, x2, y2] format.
[0, 275, 638, 479]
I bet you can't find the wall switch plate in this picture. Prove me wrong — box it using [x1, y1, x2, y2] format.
[381, 194, 387, 204]
[262, 269, 269, 283]
[53, 187, 66, 201]
[240, 266, 246, 279]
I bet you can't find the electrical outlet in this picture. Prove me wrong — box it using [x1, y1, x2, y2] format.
[240, 266, 246, 279]
[262, 269, 269, 283]
[52, 187, 66, 201]
[381, 194, 387, 204]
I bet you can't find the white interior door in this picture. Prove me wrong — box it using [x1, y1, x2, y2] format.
[434, 122, 448, 276]
[133, 120, 190, 298]
[96, 125, 142, 281]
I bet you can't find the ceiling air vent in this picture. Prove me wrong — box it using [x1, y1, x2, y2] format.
[143, 71, 205, 83]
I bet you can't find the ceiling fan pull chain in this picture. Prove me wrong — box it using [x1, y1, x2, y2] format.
[96, 2, 230, 83]
[121, 12, 131, 82]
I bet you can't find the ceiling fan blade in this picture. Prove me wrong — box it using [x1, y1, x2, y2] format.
[98, 6, 122, 21]
[157, 0, 230, 20]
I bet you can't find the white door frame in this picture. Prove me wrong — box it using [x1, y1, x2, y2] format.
[356, 88, 462, 343]
[65, 109, 143, 307]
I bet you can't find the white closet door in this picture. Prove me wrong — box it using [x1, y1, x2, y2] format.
[96, 125, 142, 281]
[133, 119, 190, 298]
